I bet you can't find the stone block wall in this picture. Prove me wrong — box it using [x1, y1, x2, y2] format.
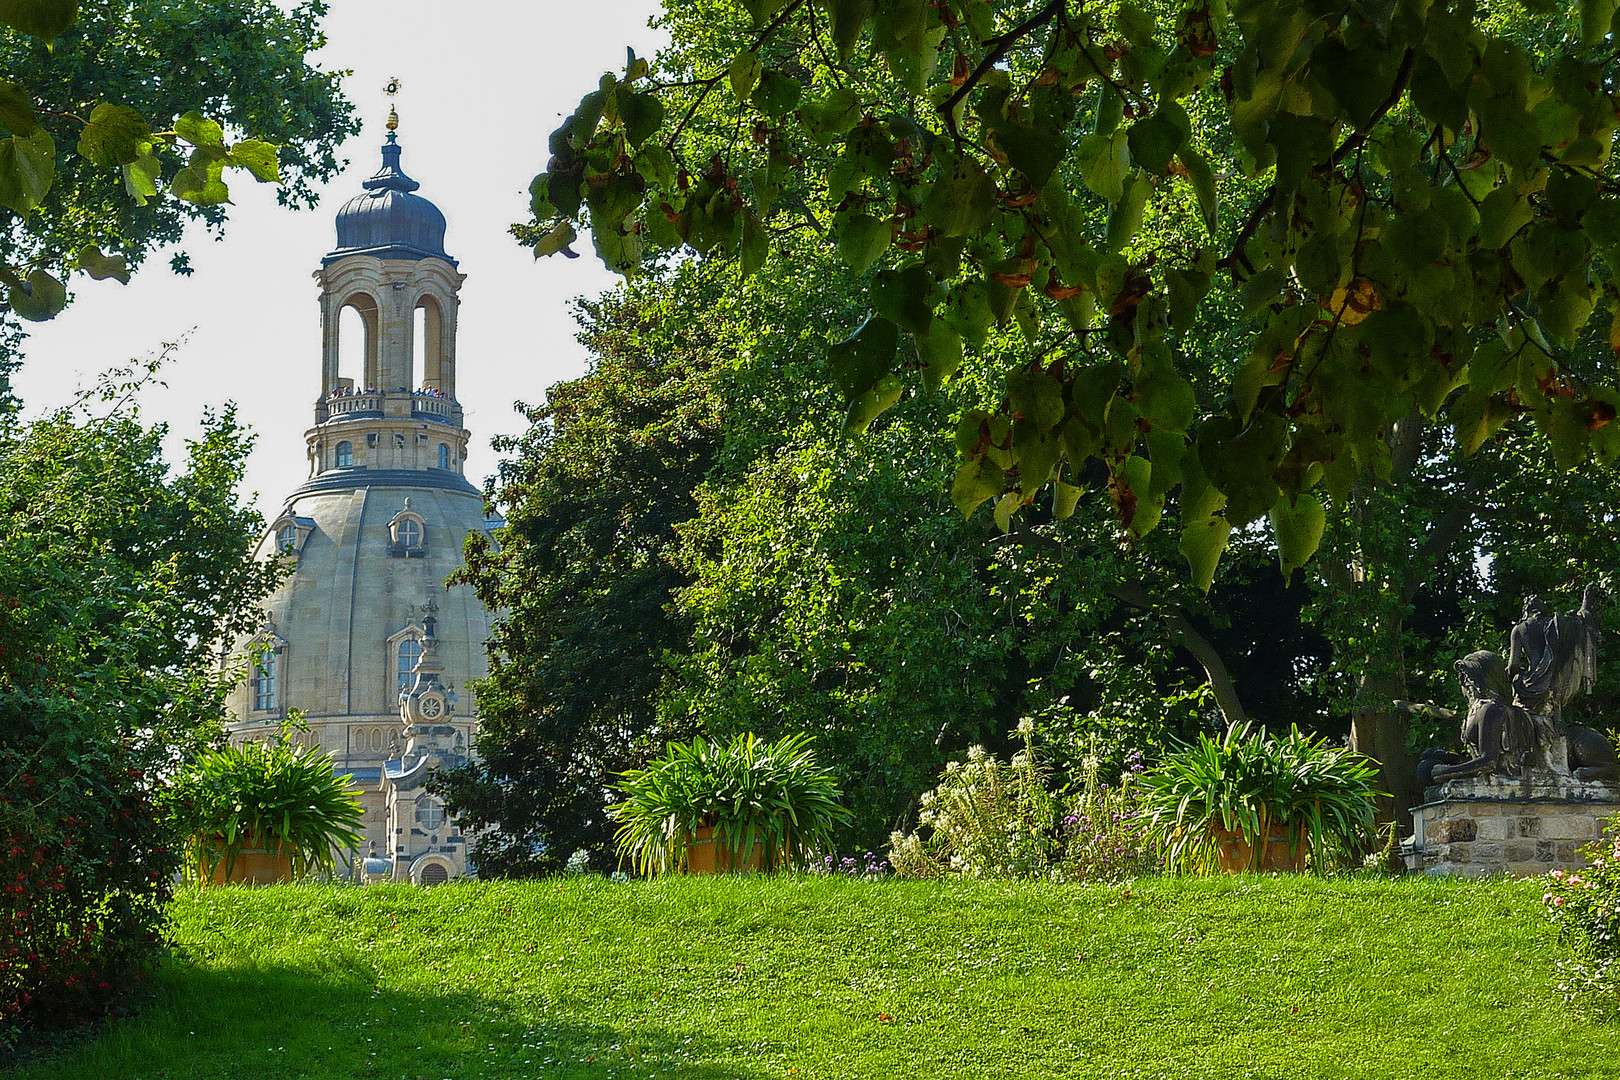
[1405, 777, 1620, 877]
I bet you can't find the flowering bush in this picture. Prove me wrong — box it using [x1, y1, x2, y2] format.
[0, 742, 177, 1049]
[811, 851, 890, 878]
[888, 721, 1155, 881]
[1543, 821, 1620, 1004]
[0, 394, 283, 1047]
[1051, 749, 1157, 882]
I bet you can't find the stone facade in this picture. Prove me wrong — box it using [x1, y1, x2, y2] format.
[1405, 776, 1620, 877]
[227, 129, 493, 885]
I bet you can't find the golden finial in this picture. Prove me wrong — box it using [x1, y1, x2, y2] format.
[384, 77, 402, 133]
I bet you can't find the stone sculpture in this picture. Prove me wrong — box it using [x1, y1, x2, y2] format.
[1414, 585, 1617, 786]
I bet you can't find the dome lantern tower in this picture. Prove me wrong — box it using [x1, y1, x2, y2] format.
[309, 122, 469, 486]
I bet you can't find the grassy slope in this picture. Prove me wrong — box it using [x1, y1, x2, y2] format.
[12, 875, 1617, 1080]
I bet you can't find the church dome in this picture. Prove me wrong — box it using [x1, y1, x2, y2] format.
[325, 134, 454, 265]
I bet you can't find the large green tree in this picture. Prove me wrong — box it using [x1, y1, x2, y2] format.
[0, 368, 283, 1041]
[524, 0, 1620, 820]
[431, 273, 727, 876]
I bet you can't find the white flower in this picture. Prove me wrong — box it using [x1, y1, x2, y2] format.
[1016, 716, 1035, 737]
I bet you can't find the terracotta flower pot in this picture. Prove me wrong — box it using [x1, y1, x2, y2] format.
[683, 825, 766, 875]
[1211, 826, 1307, 874]
[202, 833, 294, 886]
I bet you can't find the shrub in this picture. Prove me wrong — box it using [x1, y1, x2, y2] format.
[0, 398, 281, 1046]
[0, 740, 176, 1048]
[1134, 722, 1381, 874]
[1052, 749, 1158, 882]
[165, 732, 365, 882]
[1543, 821, 1620, 1004]
[888, 722, 1155, 881]
[609, 732, 850, 875]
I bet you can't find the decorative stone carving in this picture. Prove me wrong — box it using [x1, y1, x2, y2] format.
[1416, 585, 1617, 786]
[1401, 584, 1620, 877]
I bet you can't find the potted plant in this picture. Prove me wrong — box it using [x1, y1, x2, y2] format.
[1134, 722, 1381, 874]
[610, 732, 851, 876]
[167, 733, 365, 885]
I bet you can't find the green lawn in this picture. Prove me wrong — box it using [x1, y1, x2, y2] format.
[11, 875, 1617, 1079]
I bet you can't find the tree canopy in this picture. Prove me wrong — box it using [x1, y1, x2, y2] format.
[526, 0, 1620, 586]
[0, 0, 356, 403]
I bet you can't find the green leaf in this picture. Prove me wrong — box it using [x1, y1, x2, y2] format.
[751, 69, 802, 118]
[0, 129, 54, 213]
[617, 89, 665, 147]
[1179, 145, 1217, 234]
[1053, 479, 1082, 519]
[995, 121, 1065, 188]
[227, 138, 280, 182]
[169, 150, 229, 205]
[1135, 368, 1196, 432]
[6, 267, 66, 321]
[533, 220, 578, 258]
[921, 152, 996, 237]
[917, 321, 963, 392]
[729, 51, 762, 102]
[740, 209, 768, 281]
[836, 212, 890, 272]
[1179, 515, 1232, 593]
[71, 244, 128, 283]
[122, 147, 160, 204]
[1106, 170, 1149, 252]
[842, 373, 904, 436]
[993, 490, 1021, 533]
[1269, 492, 1326, 577]
[0, 81, 39, 136]
[1076, 131, 1129, 204]
[830, 0, 873, 58]
[952, 455, 1003, 518]
[801, 88, 863, 143]
[174, 110, 224, 149]
[76, 102, 150, 166]
[826, 313, 899, 400]
[872, 263, 933, 334]
[1127, 112, 1185, 175]
[1477, 188, 1532, 250]
[0, 0, 77, 43]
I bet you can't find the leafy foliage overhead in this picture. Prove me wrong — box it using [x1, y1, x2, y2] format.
[0, 0, 354, 331]
[528, 0, 1620, 585]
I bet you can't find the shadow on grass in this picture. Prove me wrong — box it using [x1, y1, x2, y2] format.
[13, 954, 768, 1080]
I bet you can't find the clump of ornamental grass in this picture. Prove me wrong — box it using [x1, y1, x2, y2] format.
[1134, 722, 1381, 874]
[165, 729, 364, 882]
[609, 732, 850, 876]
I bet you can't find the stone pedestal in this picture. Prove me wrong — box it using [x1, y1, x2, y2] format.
[1404, 775, 1620, 877]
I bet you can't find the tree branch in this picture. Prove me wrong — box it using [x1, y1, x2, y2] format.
[939, 0, 1065, 139]
[1107, 580, 1247, 725]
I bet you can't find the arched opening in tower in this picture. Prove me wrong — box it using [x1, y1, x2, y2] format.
[338, 294, 380, 392]
[414, 295, 447, 397]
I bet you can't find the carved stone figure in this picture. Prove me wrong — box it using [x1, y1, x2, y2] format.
[1418, 651, 1535, 784]
[1507, 584, 1601, 727]
[1409, 585, 1618, 786]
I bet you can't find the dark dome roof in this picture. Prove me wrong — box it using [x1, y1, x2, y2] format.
[325, 135, 455, 265]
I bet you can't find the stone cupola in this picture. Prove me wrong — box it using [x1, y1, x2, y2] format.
[305, 117, 471, 493]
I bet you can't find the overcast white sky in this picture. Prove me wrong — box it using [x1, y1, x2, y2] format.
[14, 1, 666, 521]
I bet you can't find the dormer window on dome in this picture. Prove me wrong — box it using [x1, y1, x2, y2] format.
[269, 513, 316, 560]
[388, 499, 427, 558]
